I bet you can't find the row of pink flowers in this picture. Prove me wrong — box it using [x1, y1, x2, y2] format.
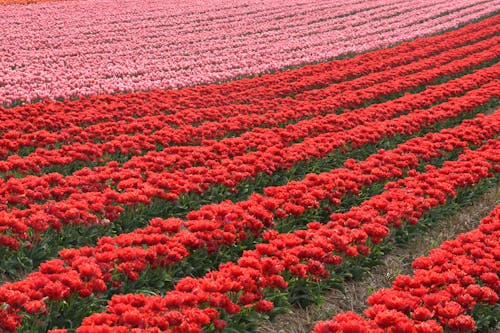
[0, 23, 499, 163]
[313, 205, 500, 333]
[0, 0, 498, 105]
[1, 14, 497, 135]
[1, 103, 498, 332]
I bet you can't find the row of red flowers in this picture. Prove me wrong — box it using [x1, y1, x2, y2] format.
[0, 15, 497, 137]
[0, 106, 498, 332]
[0, 25, 484, 157]
[2, 34, 498, 175]
[0, 60, 498, 250]
[68, 130, 500, 332]
[3, 47, 498, 192]
[313, 204, 500, 333]
[3, 53, 498, 205]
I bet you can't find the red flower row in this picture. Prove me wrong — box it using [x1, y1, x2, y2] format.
[0, 61, 498, 249]
[0, 106, 498, 332]
[313, 205, 500, 333]
[2, 35, 498, 175]
[70, 131, 500, 333]
[0, 16, 497, 136]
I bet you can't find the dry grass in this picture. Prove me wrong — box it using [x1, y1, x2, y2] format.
[258, 183, 500, 333]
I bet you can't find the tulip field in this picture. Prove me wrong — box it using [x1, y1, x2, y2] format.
[0, 1, 499, 332]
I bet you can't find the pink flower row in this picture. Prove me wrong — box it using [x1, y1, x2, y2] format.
[0, 0, 498, 105]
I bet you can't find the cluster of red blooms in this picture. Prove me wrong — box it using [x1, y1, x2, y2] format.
[313, 205, 500, 333]
[1, 26, 499, 166]
[0, 104, 498, 332]
[70, 131, 500, 332]
[0, 34, 498, 177]
[0, 58, 498, 250]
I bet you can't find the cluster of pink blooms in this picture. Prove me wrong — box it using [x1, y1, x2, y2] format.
[1, 13, 497, 127]
[0, 0, 498, 104]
